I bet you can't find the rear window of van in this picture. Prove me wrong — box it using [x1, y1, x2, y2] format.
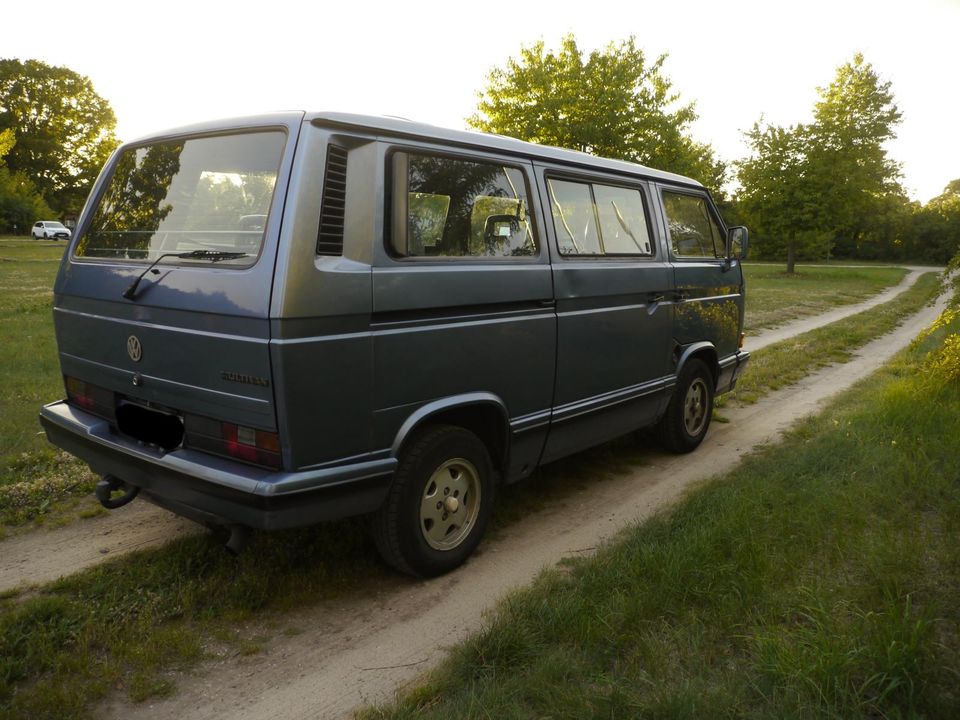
[75, 131, 286, 265]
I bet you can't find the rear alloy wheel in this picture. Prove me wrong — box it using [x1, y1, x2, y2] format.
[657, 358, 714, 453]
[373, 424, 494, 577]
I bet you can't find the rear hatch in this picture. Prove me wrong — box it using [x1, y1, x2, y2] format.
[52, 116, 302, 465]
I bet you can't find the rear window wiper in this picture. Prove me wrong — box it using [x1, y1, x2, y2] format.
[122, 250, 248, 300]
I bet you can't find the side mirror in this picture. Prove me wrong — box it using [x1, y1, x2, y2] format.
[726, 226, 748, 260]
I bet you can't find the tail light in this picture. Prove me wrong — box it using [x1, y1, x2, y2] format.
[222, 423, 282, 468]
[184, 415, 282, 469]
[64, 376, 115, 419]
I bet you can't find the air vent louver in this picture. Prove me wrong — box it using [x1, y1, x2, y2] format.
[316, 144, 348, 255]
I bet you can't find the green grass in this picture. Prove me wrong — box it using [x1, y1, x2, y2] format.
[730, 271, 941, 404]
[358, 286, 960, 720]
[743, 263, 908, 333]
[0, 518, 387, 718]
[0, 238, 65, 474]
[0, 238, 96, 527]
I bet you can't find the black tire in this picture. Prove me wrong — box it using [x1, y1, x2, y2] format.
[43, 232, 48, 239]
[657, 358, 714, 454]
[372, 424, 494, 577]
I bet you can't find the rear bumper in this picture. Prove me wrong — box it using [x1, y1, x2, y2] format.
[39, 401, 396, 530]
[717, 350, 750, 394]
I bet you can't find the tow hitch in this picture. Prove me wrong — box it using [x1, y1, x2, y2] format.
[95, 475, 140, 509]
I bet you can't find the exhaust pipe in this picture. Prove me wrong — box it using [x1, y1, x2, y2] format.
[95, 475, 140, 509]
[224, 524, 250, 556]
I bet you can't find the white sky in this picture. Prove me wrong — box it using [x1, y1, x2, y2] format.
[5, 0, 959, 202]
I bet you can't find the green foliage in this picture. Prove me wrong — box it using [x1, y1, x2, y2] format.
[737, 54, 907, 266]
[0, 128, 13, 159]
[901, 180, 960, 263]
[0, 127, 55, 233]
[812, 54, 905, 259]
[0, 167, 55, 234]
[913, 287, 960, 384]
[737, 123, 830, 271]
[470, 36, 725, 193]
[0, 58, 119, 214]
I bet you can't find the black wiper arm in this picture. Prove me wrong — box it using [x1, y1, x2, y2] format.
[122, 250, 248, 300]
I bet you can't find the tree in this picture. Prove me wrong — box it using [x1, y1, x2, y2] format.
[737, 123, 830, 272]
[469, 36, 725, 192]
[0, 58, 119, 213]
[735, 54, 906, 268]
[901, 180, 960, 264]
[809, 53, 904, 257]
[0, 126, 54, 233]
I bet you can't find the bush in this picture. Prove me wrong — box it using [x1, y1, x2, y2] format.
[0, 167, 54, 234]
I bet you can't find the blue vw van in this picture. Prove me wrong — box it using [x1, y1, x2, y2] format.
[40, 113, 749, 576]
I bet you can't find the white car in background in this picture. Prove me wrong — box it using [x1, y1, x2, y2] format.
[32, 221, 72, 240]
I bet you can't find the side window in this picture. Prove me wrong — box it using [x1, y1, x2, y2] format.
[593, 184, 652, 254]
[548, 179, 601, 255]
[390, 152, 537, 258]
[662, 191, 724, 258]
[548, 178, 653, 256]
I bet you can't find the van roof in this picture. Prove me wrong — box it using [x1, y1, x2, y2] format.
[308, 111, 703, 188]
[126, 111, 703, 189]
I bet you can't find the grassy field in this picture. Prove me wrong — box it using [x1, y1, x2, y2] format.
[0, 238, 96, 529]
[359, 286, 960, 719]
[742, 263, 908, 333]
[729, 271, 942, 403]
[0, 238, 65, 470]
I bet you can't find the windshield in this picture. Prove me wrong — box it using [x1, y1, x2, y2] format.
[75, 130, 286, 265]
[48, 222, 66, 229]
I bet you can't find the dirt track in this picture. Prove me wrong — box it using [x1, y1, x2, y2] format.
[0, 270, 948, 719]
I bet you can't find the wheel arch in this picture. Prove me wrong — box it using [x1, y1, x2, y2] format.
[675, 341, 720, 388]
[390, 393, 510, 476]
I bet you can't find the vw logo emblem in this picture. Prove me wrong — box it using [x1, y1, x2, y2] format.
[126, 335, 143, 363]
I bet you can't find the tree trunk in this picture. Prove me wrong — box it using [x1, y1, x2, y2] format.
[786, 236, 796, 274]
